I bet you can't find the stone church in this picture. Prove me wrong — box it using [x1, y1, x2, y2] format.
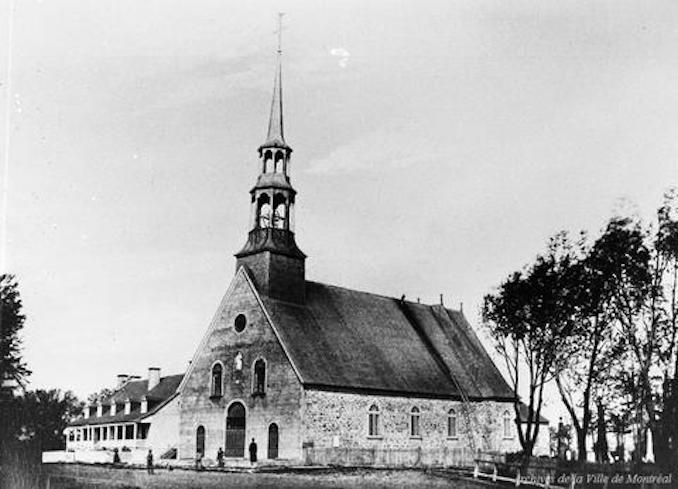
[64, 44, 547, 465]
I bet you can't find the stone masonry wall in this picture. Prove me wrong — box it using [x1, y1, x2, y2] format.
[301, 390, 523, 455]
[178, 269, 303, 462]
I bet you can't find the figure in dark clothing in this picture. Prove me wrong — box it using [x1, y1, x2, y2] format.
[195, 451, 204, 471]
[249, 438, 257, 463]
[112, 448, 121, 465]
[217, 447, 224, 468]
[146, 449, 154, 475]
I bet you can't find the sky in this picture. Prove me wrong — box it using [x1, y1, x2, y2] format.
[1, 0, 677, 422]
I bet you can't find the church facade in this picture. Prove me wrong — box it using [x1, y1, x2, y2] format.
[65, 43, 548, 465]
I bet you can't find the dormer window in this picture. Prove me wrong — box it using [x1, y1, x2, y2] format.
[211, 363, 223, 398]
[124, 399, 131, 415]
[96, 402, 103, 417]
[110, 402, 117, 416]
[141, 397, 148, 414]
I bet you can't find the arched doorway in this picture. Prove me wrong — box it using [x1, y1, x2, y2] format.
[268, 423, 279, 459]
[196, 425, 205, 457]
[225, 402, 246, 457]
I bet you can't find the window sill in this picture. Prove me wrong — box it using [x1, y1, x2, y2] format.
[252, 391, 266, 398]
[409, 435, 423, 440]
[503, 437, 515, 440]
[367, 435, 383, 440]
[209, 395, 223, 400]
[447, 436, 459, 440]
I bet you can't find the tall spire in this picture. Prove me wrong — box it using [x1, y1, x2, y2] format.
[236, 12, 305, 304]
[261, 13, 288, 150]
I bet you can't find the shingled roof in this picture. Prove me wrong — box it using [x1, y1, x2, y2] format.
[69, 374, 183, 427]
[261, 281, 514, 401]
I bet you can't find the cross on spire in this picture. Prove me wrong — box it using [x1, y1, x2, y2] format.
[277, 12, 284, 54]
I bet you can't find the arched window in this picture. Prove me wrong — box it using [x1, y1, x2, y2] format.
[448, 409, 458, 438]
[368, 404, 380, 437]
[257, 194, 272, 228]
[196, 425, 205, 456]
[263, 150, 272, 173]
[274, 151, 284, 173]
[273, 193, 287, 230]
[234, 352, 243, 371]
[253, 359, 266, 395]
[268, 423, 279, 459]
[503, 410, 512, 438]
[211, 363, 223, 398]
[410, 406, 421, 437]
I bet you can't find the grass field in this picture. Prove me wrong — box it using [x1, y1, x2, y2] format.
[44, 464, 492, 489]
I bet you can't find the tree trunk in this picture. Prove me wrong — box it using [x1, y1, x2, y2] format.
[576, 426, 587, 463]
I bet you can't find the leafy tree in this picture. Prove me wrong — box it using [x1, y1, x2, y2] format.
[553, 229, 625, 463]
[87, 387, 114, 405]
[482, 236, 578, 458]
[599, 198, 678, 464]
[13, 389, 83, 450]
[0, 274, 30, 390]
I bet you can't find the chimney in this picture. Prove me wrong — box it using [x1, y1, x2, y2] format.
[148, 367, 161, 391]
[116, 374, 129, 387]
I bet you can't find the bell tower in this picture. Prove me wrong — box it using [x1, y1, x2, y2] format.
[235, 15, 306, 304]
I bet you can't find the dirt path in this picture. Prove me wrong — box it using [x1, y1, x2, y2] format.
[44, 464, 493, 489]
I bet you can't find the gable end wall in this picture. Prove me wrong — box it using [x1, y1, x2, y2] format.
[178, 271, 303, 461]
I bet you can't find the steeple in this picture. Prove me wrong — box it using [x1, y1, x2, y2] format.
[235, 14, 306, 304]
[260, 25, 288, 151]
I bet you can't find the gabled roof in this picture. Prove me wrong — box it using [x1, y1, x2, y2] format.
[69, 374, 183, 427]
[260, 281, 514, 401]
[146, 374, 183, 402]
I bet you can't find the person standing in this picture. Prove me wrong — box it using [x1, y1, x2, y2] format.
[217, 447, 224, 468]
[146, 449, 154, 475]
[248, 438, 257, 464]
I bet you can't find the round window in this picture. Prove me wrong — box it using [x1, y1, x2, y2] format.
[234, 314, 247, 333]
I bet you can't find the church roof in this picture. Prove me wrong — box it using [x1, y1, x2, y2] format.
[260, 281, 514, 401]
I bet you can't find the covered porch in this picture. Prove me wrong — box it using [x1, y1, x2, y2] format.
[65, 423, 150, 451]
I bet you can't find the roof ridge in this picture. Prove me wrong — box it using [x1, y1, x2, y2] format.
[307, 280, 461, 311]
